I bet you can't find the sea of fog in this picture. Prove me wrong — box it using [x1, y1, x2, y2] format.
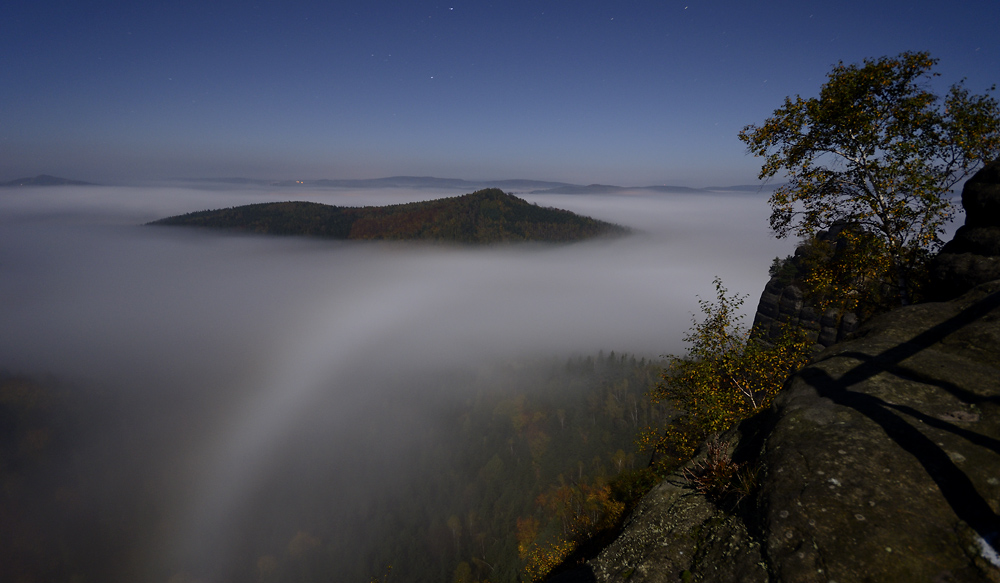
[1, 185, 797, 376]
[0, 184, 797, 579]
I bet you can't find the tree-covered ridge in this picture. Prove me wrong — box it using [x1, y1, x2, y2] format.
[148, 188, 629, 243]
[0, 174, 95, 186]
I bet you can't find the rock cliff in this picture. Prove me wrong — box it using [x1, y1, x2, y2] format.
[929, 159, 1000, 300]
[556, 162, 1000, 582]
[752, 277, 857, 352]
[578, 281, 1000, 582]
[751, 226, 861, 353]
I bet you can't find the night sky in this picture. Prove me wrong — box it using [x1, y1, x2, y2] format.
[3, 0, 998, 186]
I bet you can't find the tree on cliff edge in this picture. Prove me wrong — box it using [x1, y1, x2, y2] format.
[638, 278, 811, 470]
[739, 51, 1000, 305]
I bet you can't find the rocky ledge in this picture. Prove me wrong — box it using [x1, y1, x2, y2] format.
[576, 280, 1000, 582]
[547, 161, 1000, 582]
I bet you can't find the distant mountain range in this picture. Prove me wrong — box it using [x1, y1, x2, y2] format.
[0, 174, 95, 187]
[182, 176, 779, 194]
[148, 188, 629, 244]
[182, 176, 574, 191]
[533, 184, 704, 194]
[0, 173, 778, 193]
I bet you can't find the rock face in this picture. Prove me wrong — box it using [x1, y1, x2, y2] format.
[757, 281, 1000, 582]
[928, 159, 1000, 300]
[752, 279, 857, 351]
[561, 161, 1000, 583]
[584, 471, 770, 583]
[752, 225, 866, 352]
[579, 280, 1000, 582]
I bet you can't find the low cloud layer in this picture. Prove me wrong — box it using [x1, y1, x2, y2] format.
[0, 185, 796, 579]
[1, 186, 793, 376]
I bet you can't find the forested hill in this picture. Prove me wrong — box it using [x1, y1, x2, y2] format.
[0, 174, 94, 186]
[147, 188, 628, 243]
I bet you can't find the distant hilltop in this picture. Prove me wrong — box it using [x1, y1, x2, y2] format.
[148, 188, 629, 244]
[0, 174, 95, 187]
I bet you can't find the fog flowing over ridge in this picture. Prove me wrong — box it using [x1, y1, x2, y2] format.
[0, 185, 795, 580]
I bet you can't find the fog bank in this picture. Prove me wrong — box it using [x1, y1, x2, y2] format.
[0, 185, 794, 580]
[1, 186, 792, 375]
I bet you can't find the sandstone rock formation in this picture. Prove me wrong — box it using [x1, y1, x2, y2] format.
[928, 159, 1000, 300]
[549, 159, 1000, 583]
[575, 281, 1000, 582]
[752, 278, 857, 352]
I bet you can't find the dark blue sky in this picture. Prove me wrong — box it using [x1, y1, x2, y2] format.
[3, 1, 998, 185]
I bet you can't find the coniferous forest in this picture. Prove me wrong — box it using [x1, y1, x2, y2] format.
[0, 352, 666, 583]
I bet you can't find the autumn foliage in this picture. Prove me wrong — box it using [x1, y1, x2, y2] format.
[739, 51, 1000, 305]
[639, 279, 811, 471]
[516, 477, 625, 581]
[149, 188, 628, 244]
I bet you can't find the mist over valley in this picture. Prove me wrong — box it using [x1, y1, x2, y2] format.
[1, 184, 795, 581]
[5, 0, 996, 577]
